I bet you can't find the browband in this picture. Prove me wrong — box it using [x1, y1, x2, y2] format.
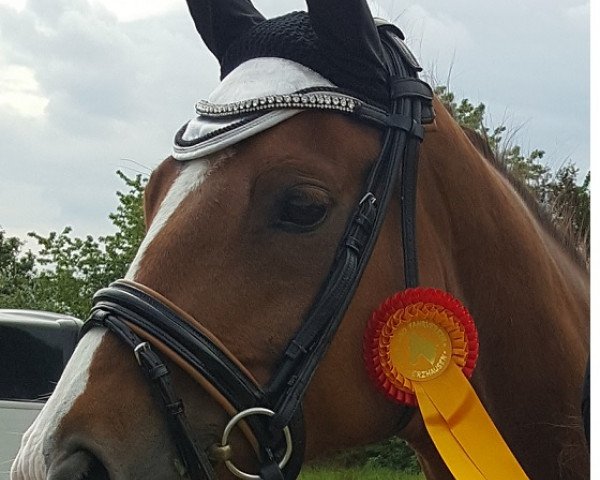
[192, 83, 433, 130]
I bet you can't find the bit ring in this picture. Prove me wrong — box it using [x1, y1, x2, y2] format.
[220, 407, 292, 480]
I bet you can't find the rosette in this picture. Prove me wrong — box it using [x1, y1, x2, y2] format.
[363, 288, 529, 480]
[363, 288, 478, 405]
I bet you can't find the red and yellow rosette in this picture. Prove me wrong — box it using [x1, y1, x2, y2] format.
[364, 288, 529, 480]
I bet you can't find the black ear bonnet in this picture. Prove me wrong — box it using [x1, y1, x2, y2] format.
[186, 0, 390, 105]
[220, 11, 389, 105]
[174, 0, 431, 161]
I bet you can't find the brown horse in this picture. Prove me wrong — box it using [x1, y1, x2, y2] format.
[11, 2, 588, 480]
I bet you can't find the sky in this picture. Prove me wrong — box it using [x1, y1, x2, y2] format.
[0, 0, 591, 246]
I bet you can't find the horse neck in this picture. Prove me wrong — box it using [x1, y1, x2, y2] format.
[414, 102, 589, 478]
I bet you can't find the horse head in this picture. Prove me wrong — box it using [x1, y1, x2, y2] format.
[11, 1, 589, 479]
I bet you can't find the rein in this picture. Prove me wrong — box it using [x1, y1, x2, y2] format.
[83, 23, 433, 480]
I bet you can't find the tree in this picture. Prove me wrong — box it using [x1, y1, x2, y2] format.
[547, 167, 590, 254]
[435, 86, 590, 255]
[0, 230, 37, 308]
[0, 171, 146, 318]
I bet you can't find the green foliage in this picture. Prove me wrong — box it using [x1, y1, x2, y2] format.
[435, 85, 590, 255]
[0, 171, 146, 317]
[0, 231, 36, 308]
[299, 466, 424, 480]
[102, 171, 147, 279]
[546, 167, 590, 253]
[331, 438, 421, 474]
[435, 86, 485, 130]
[434, 86, 548, 175]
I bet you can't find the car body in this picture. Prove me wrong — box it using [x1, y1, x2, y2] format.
[0, 310, 82, 480]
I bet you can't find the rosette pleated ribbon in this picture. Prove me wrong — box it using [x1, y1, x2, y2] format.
[364, 288, 529, 479]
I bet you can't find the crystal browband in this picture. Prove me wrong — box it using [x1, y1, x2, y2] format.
[195, 89, 361, 118]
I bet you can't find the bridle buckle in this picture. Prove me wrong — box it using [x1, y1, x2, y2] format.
[359, 192, 376, 205]
[134, 341, 151, 366]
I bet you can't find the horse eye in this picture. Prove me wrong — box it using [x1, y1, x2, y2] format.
[277, 187, 331, 232]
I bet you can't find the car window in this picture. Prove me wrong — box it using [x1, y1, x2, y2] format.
[1, 326, 64, 401]
[0, 313, 82, 402]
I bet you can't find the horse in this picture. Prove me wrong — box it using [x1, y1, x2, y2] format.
[11, 0, 589, 479]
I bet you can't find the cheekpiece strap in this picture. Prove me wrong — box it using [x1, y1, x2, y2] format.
[390, 77, 435, 125]
[377, 23, 423, 72]
[383, 114, 424, 139]
[85, 311, 216, 480]
[390, 77, 434, 101]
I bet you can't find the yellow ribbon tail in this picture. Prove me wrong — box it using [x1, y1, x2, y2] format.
[364, 290, 529, 478]
[415, 383, 486, 480]
[415, 365, 529, 480]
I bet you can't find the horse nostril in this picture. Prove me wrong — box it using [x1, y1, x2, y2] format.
[82, 454, 110, 480]
[47, 450, 110, 480]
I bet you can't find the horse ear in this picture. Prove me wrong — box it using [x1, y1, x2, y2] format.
[185, 0, 265, 64]
[306, 0, 385, 66]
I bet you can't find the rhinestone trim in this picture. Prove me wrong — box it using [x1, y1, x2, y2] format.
[195, 91, 361, 118]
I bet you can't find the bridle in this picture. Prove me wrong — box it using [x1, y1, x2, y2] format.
[82, 23, 434, 480]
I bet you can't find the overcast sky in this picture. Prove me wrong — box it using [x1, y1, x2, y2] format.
[0, 0, 590, 246]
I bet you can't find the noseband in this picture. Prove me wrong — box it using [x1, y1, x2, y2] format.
[83, 23, 433, 480]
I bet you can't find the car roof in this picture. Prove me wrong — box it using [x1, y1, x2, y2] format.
[0, 309, 82, 323]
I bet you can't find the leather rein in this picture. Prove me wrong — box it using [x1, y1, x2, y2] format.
[83, 24, 434, 480]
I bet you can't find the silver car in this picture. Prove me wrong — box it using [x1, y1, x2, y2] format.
[0, 310, 82, 480]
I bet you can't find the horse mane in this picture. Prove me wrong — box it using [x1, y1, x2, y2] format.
[460, 125, 588, 270]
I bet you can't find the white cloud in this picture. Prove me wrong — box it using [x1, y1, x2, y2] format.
[0, 0, 218, 242]
[565, 2, 588, 21]
[0, 179, 62, 233]
[0, 0, 590, 245]
[91, 0, 181, 22]
[0, 0, 24, 11]
[390, 4, 472, 83]
[0, 64, 49, 116]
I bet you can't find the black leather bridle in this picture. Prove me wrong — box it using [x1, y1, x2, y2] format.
[83, 23, 434, 480]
